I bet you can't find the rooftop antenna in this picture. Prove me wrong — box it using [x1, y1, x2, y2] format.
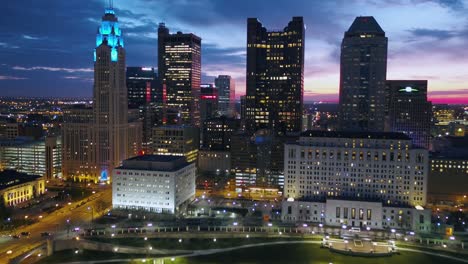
[108, 0, 113, 9]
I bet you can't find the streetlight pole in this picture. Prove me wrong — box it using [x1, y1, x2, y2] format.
[87, 206, 94, 228]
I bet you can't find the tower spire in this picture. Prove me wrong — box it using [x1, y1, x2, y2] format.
[108, 0, 113, 9]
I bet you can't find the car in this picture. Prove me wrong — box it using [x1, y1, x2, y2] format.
[11, 235, 20, 239]
[40, 232, 51, 237]
[20, 232, 30, 237]
[349, 227, 361, 233]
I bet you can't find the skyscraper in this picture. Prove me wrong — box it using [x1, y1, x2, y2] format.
[93, 7, 132, 181]
[126, 67, 159, 108]
[153, 125, 199, 163]
[62, 7, 142, 183]
[386, 80, 432, 149]
[158, 23, 201, 126]
[214, 75, 235, 117]
[245, 17, 304, 134]
[339, 16, 388, 132]
[126, 67, 161, 153]
[199, 84, 218, 122]
[202, 116, 240, 151]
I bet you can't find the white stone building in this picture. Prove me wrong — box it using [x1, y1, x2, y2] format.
[282, 198, 431, 233]
[112, 155, 195, 214]
[284, 131, 428, 207]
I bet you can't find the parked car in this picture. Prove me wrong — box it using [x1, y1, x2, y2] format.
[40, 232, 51, 237]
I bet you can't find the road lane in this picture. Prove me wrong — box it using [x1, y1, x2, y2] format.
[0, 188, 112, 264]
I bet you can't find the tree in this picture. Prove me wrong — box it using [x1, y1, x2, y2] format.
[0, 195, 12, 220]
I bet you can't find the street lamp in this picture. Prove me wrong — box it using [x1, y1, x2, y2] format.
[340, 224, 347, 236]
[87, 206, 94, 223]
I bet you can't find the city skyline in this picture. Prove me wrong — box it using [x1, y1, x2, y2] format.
[0, 0, 467, 104]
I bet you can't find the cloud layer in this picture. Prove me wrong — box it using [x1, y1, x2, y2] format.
[0, 0, 467, 103]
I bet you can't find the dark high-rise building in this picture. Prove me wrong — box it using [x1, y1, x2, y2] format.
[126, 67, 161, 153]
[202, 116, 240, 151]
[126, 67, 159, 108]
[231, 132, 257, 186]
[240, 95, 247, 128]
[200, 84, 218, 122]
[386, 80, 432, 149]
[429, 136, 468, 203]
[158, 23, 201, 126]
[339, 16, 388, 132]
[232, 130, 294, 189]
[214, 75, 235, 117]
[153, 125, 199, 163]
[245, 17, 304, 134]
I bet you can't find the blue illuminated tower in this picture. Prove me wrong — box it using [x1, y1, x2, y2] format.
[93, 7, 129, 181]
[61, 5, 142, 183]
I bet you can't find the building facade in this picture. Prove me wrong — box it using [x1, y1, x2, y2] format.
[198, 150, 231, 175]
[153, 125, 199, 163]
[112, 155, 195, 214]
[202, 117, 240, 151]
[282, 198, 431, 232]
[0, 119, 19, 140]
[232, 130, 292, 189]
[429, 156, 468, 203]
[339, 16, 388, 132]
[0, 170, 45, 207]
[245, 17, 304, 133]
[126, 67, 159, 108]
[62, 7, 142, 183]
[0, 136, 61, 179]
[214, 75, 236, 117]
[284, 131, 428, 207]
[158, 23, 201, 126]
[126, 67, 161, 153]
[386, 80, 432, 149]
[200, 84, 219, 122]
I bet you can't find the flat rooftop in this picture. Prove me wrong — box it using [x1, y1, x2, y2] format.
[290, 197, 414, 208]
[0, 170, 42, 191]
[125, 155, 183, 163]
[300, 130, 411, 140]
[117, 155, 192, 172]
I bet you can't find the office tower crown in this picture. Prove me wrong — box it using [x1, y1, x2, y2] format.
[346, 16, 385, 36]
[94, 8, 124, 62]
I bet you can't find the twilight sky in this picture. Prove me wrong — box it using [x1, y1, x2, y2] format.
[0, 0, 467, 103]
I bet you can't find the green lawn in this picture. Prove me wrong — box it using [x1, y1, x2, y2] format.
[37, 241, 467, 264]
[170, 243, 466, 264]
[87, 237, 318, 250]
[35, 249, 150, 264]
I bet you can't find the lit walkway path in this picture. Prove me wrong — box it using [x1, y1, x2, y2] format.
[59, 240, 468, 264]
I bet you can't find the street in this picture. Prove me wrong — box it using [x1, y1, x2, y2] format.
[0, 187, 112, 264]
